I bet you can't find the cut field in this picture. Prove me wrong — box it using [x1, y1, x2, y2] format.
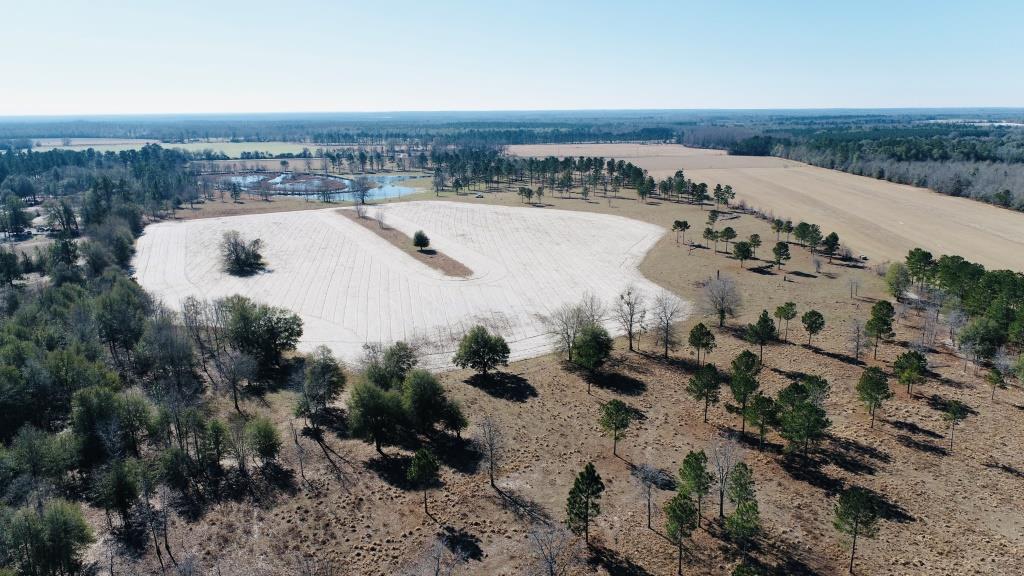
[132, 201, 681, 366]
[510, 143, 1024, 271]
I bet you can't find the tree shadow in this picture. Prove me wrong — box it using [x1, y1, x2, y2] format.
[895, 434, 949, 456]
[769, 367, 811, 381]
[861, 486, 915, 524]
[924, 394, 978, 416]
[364, 454, 414, 488]
[983, 458, 1024, 478]
[589, 371, 647, 396]
[488, 487, 552, 525]
[588, 543, 654, 576]
[316, 406, 349, 438]
[628, 464, 677, 491]
[464, 372, 538, 402]
[821, 436, 888, 476]
[882, 418, 942, 439]
[789, 271, 817, 279]
[749, 265, 778, 276]
[432, 434, 483, 475]
[806, 346, 865, 367]
[440, 525, 483, 561]
[780, 454, 845, 496]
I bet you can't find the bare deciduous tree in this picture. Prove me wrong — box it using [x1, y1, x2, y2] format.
[848, 318, 865, 361]
[702, 276, 742, 327]
[528, 525, 583, 576]
[712, 434, 741, 519]
[632, 463, 669, 530]
[541, 293, 604, 362]
[475, 415, 504, 490]
[614, 286, 646, 352]
[651, 291, 683, 358]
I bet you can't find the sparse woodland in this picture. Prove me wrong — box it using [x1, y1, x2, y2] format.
[0, 134, 1022, 576]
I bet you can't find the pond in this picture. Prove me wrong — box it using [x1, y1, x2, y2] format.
[277, 174, 421, 202]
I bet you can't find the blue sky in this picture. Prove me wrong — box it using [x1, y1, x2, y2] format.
[1, 0, 1021, 115]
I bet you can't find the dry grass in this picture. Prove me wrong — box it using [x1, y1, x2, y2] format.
[112, 185, 1024, 576]
[510, 143, 1024, 271]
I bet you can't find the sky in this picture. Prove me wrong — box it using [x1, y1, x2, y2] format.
[1, 0, 1022, 116]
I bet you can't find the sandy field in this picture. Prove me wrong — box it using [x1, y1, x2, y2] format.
[510, 143, 1024, 271]
[133, 201, 682, 366]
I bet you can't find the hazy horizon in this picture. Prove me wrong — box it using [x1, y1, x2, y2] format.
[3, 0, 1022, 116]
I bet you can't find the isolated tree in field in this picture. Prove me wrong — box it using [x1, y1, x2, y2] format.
[220, 230, 265, 276]
[566, 462, 605, 545]
[687, 364, 721, 423]
[893, 350, 927, 394]
[772, 242, 791, 269]
[865, 301, 896, 359]
[821, 232, 840, 262]
[407, 448, 440, 515]
[599, 399, 632, 456]
[476, 415, 503, 489]
[573, 324, 613, 389]
[771, 219, 784, 240]
[300, 346, 345, 427]
[885, 262, 912, 301]
[801, 309, 825, 346]
[986, 367, 1007, 401]
[634, 463, 667, 530]
[679, 450, 712, 526]
[730, 351, 760, 434]
[652, 291, 683, 358]
[748, 233, 761, 257]
[703, 227, 719, 252]
[545, 295, 604, 362]
[712, 436, 740, 519]
[413, 230, 430, 252]
[688, 323, 716, 366]
[745, 311, 777, 365]
[776, 376, 831, 457]
[348, 382, 404, 455]
[833, 487, 881, 574]
[719, 226, 737, 249]
[615, 286, 647, 352]
[774, 302, 797, 341]
[725, 463, 760, 548]
[943, 400, 968, 451]
[452, 325, 509, 376]
[733, 241, 753, 268]
[528, 525, 583, 576]
[744, 393, 777, 450]
[664, 491, 699, 575]
[672, 220, 690, 245]
[856, 367, 892, 428]
[703, 276, 742, 327]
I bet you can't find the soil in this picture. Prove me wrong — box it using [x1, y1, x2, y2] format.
[339, 208, 472, 278]
[110, 184, 1024, 576]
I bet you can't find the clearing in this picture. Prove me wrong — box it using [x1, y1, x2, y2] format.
[510, 143, 1024, 271]
[132, 201, 681, 366]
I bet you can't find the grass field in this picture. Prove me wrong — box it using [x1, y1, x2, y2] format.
[510, 143, 1024, 272]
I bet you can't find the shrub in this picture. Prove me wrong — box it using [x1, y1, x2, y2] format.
[220, 230, 265, 275]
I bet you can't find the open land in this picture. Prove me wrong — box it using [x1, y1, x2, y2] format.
[118, 182, 1024, 576]
[133, 201, 679, 367]
[510, 144, 1024, 271]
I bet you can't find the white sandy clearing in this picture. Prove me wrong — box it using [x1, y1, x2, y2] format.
[133, 201, 685, 366]
[511, 143, 1024, 271]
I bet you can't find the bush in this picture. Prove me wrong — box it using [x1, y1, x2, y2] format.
[573, 323, 613, 373]
[220, 230, 265, 275]
[245, 416, 281, 465]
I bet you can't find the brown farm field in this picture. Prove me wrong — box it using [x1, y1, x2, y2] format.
[116, 186, 1024, 576]
[510, 143, 1024, 272]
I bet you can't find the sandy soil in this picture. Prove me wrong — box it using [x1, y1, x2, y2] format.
[510, 144, 1024, 272]
[133, 201, 681, 367]
[112, 188, 1024, 576]
[339, 209, 472, 277]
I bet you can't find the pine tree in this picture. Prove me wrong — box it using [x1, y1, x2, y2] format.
[566, 463, 604, 545]
[678, 450, 713, 526]
[833, 487, 881, 574]
[856, 367, 892, 427]
[664, 491, 698, 575]
[745, 311, 777, 365]
[686, 364, 721, 423]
